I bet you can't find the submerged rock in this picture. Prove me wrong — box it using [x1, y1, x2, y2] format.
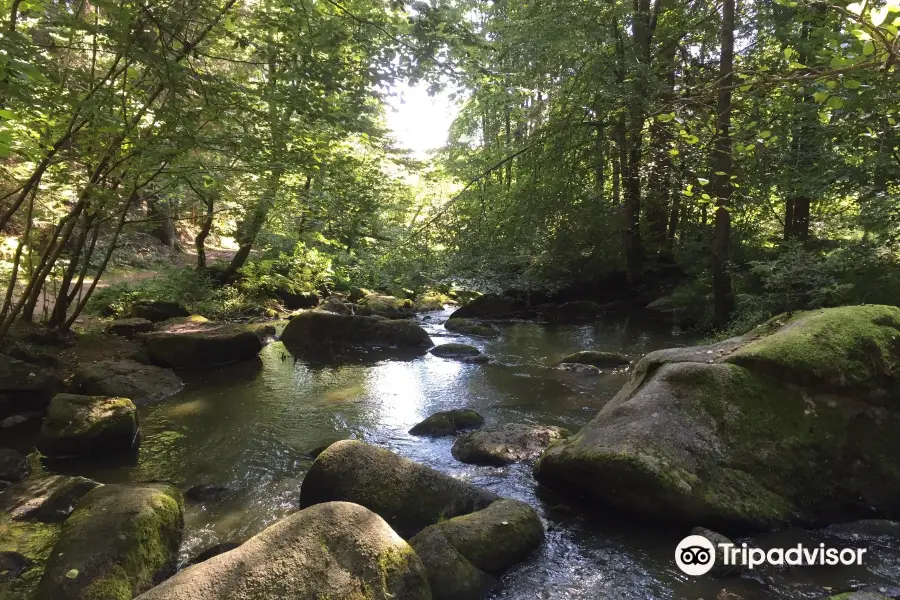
[186, 542, 241, 566]
[430, 343, 481, 359]
[409, 409, 485, 437]
[535, 305, 900, 529]
[0, 355, 61, 420]
[254, 324, 277, 345]
[299, 441, 543, 599]
[38, 394, 139, 457]
[281, 311, 431, 353]
[444, 318, 498, 337]
[131, 300, 190, 323]
[0, 475, 100, 522]
[35, 483, 183, 600]
[556, 363, 602, 375]
[451, 424, 571, 466]
[73, 360, 183, 406]
[107, 318, 154, 338]
[557, 350, 630, 368]
[184, 484, 230, 503]
[146, 323, 263, 368]
[134, 501, 431, 600]
[0, 449, 30, 483]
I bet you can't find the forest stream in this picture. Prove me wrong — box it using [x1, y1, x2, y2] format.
[5, 310, 897, 600]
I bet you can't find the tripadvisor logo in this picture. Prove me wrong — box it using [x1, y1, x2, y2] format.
[675, 534, 868, 576]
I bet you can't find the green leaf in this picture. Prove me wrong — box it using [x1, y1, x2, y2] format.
[66, 569, 79, 579]
[872, 6, 889, 25]
[656, 112, 675, 122]
[843, 79, 862, 89]
[684, 135, 700, 144]
[863, 40, 875, 55]
[698, 177, 710, 186]
[827, 96, 844, 109]
[760, 130, 772, 138]
[813, 91, 829, 103]
[669, 148, 680, 156]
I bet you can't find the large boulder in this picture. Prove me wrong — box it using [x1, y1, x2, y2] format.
[448, 294, 527, 320]
[0, 355, 61, 420]
[443, 318, 497, 337]
[131, 300, 190, 323]
[281, 311, 431, 354]
[38, 394, 138, 457]
[73, 360, 183, 406]
[134, 501, 430, 600]
[557, 350, 630, 368]
[35, 483, 183, 600]
[534, 305, 900, 530]
[145, 323, 263, 368]
[317, 297, 355, 315]
[0, 513, 61, 600]
[409, 409, 485, 437]
[410, 499, 544, 600]
[299, 441, 543, 599]
[107, 318, 154, 338]
[452, 424, 571, 466]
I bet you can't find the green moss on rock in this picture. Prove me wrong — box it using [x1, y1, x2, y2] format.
[558, 350, 630, 368]
[38, 394, 138, 457]
[281, 312, 431, 354]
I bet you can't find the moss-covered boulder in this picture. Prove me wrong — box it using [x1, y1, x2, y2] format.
[107, 318, 154, 338]
[300, 441, 498, 537]
[410, 499, 544, 600]
[145, 323, 263, 368]
[73, 360, 183, 406]
[557, 350, 630, 368]
[409, 409, 485, 437]
[824, 594, 893, 600]
[153, 314, 209, 330]
[317, 297, 355, 315]
[534, 305, 900, 530]
[430, 343, 481, 359]
[281, 311, 431, 354]
[443, 318, 497, 337]
[38, 394, 138, 457]
[35, 483, 183, 600]
[452, 424, 571, 466]
[356, 293, 415, 319]
[0, 355, 61, 421]
[299, 441, 543, 599]
[134, 501, 430, 600]
[131, 301, 189, 323]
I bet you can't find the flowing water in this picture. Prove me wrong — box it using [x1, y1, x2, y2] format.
[36, 310, 900, 599]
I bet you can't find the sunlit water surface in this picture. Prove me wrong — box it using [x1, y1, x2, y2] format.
[49, 310, 900, 599]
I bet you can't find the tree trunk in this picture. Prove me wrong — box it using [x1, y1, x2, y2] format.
[196, 196, 214, 269]
[712, 0, 736, 328]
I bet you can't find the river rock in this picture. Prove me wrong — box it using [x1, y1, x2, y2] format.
[0, 474, 100, 522]
[557, 350, 630, 368]
[0, 449, 30, 482]
[0, 355, 61, 420]
[186, 542, 241, 566]
[107, 318, 154, 338]
[691, 526, 741, 577]
[0, 516, 60, 600]
[185, 484, 230, 503]
[448, 293, 531, 320]
[131, 300, 190, 323]
[73, 360, 183, 406]
[155, 315, 210, 330]
[38, 394, 139, 457]
[824, 594, 893, 600]
[281, 311, 431, 353]
[556, 363, 603, 375]
[299, 441, 543, 599]
[410, 498, 545, 600]
[254, 324, 277, 345]
[444, 318, 498, 337]
[146, 323, 263, 368]
[317, 297, 355, 315]
[134, 501, 430, 600]
[356, 293, 415, 319]
[409, 409, 485, 437]
[430, 343, 481, 359]
[35, 483, 183, 600]
[534, 305, 900, 529]
[273, 285, 319, 310]
[452, 424, 571, 466]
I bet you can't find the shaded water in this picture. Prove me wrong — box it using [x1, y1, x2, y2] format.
[43, 311, 900, 599]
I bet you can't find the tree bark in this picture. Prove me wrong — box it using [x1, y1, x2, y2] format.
[712, 0, 736, 328]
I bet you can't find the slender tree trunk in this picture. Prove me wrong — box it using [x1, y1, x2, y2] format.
[196, 197, 214, 269]
[712, 0, 736, 327]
